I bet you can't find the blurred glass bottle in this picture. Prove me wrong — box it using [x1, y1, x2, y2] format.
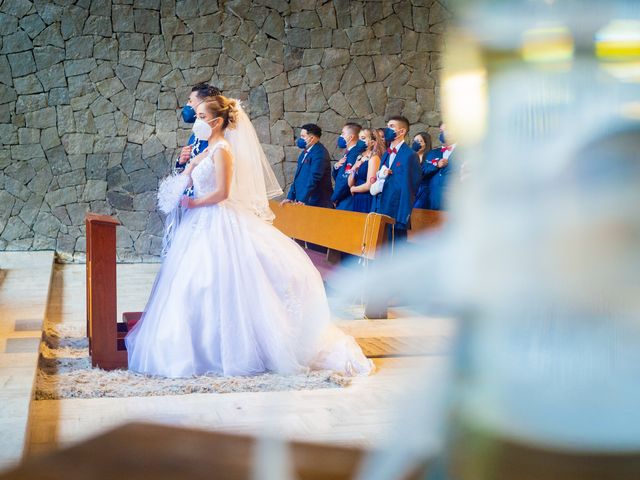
[440, 0, 640, 478]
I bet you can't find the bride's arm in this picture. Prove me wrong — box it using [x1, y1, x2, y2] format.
[181, 165, 194, 189]
[184, 148, 232, 208]
[179, 158, 196, 189]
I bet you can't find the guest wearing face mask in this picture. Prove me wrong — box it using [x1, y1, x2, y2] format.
[348, 128, 383, 213]
[281, 123, 333, 208]
[174, 83, 222, 174]
[331, 123, 367, 210]
[427, 122, 457, 210]
[411, 132, 438, 209]
[370, 116, 421, 242]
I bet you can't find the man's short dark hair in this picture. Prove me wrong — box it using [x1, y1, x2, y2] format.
[387, 115, 410, 132]
[192, 83, 221, 99]
[343, 122, 362, 136]
[301, 123, 322, 138]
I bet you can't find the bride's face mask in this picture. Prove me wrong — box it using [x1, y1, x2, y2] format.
[192, 116, 221, 140]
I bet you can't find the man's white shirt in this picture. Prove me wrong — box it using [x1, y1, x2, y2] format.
[388, 140, 404, 168]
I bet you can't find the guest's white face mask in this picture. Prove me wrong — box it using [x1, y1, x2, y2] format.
[192, 118, 215, 140]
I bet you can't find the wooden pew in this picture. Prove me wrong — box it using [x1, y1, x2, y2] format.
[85, 213, 127, 370]
[272, 203, 447, 249]
[269, 201, 398, 318]
[269, 200, 395, 259]
[408, 208, 446, 240]
[269, 202, 446, 279]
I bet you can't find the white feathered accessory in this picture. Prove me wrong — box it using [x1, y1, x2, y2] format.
[157, 174, 190, 214]
[157, 174, 190, 257]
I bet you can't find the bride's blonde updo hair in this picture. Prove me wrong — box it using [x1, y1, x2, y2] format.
[201, 95, 239, 130]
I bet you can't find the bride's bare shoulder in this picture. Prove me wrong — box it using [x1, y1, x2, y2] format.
[210, 140, 233, 165]
[211, 138, 232, 152]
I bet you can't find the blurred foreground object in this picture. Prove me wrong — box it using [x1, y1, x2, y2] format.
[443, 0, 640, 476]
[0, 423, 427, 480]
[348, 1, 640, 478]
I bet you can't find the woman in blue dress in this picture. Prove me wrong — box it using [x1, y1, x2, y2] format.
[348, 128, 383, 213]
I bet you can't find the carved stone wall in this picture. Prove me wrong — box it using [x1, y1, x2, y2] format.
[0, 0, 449, 261]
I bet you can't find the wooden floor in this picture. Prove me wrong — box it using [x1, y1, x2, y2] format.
[0, 253, 455, 473]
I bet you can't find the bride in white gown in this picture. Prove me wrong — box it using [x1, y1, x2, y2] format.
[125, 95, 374, 378]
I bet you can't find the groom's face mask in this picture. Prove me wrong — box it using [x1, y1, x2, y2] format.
[182, 93, 205, 124]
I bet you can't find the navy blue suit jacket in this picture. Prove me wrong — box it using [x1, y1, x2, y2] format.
[372, 142, 421, 230]
[427, 147, 455, 210]
[413, 148, 441, 209]
[286, 142, 333, 207]
[174, 133, 208, 173]
[331, 142, 367, 210]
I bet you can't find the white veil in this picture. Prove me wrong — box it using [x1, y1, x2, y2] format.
[224, 100, 283, 222]
[158, 100, 283, 257]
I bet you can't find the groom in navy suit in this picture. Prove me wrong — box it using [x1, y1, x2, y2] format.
[282, 123, 332, 208]
[371, 116, 421, 242]
[174, 83, 221, 174]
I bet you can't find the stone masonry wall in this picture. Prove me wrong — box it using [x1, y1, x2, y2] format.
[0, 0, 450, 262]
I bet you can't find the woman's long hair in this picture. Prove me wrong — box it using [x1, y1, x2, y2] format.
[363, 128, 385, 159]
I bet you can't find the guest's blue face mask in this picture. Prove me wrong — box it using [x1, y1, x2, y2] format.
[182, 105, 197, 123]
[439, 132, 446, 144]
[337, 136, 348, 149]
[383, 127, 397, 143]
[412, 141, 422, 152]
[356, 139, 367, 151]
[296, 137, 307, 149]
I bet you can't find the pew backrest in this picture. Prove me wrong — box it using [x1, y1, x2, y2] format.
[269, 201, 395, 259]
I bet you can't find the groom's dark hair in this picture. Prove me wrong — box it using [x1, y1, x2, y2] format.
[192, 83, 221, 99]
[301, 123, 322, 138]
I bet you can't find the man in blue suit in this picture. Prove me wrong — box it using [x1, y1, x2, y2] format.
[173, 83, 221, 174]
[282, 123, 333, 208]
[427, 122, 457, 210]
[371, 116, 421, 242]
[331, 123, 366, 210]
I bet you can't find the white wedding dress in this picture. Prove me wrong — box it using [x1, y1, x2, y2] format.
[125, 140, 374, 378]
